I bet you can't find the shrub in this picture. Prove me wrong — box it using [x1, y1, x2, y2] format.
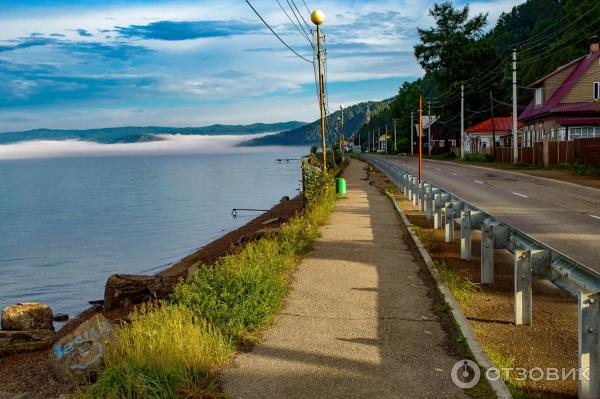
[464, 153, 493, 163]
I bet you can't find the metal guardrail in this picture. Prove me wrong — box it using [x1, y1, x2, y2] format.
[360, 155, 600, 399]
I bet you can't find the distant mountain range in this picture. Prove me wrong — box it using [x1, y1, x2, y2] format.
[242, 100, 391, 146]
[0, 122, 307, 145]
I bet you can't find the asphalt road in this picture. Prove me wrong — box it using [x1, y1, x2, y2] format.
[374, 155, 600, 273]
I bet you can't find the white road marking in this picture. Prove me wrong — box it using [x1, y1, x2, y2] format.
[590, 215, 600, 221]
[451, 173, 458, 176]
[512, 192, 529, 198]
[474, 180, 484, 184]
[435, 168, 441, 171]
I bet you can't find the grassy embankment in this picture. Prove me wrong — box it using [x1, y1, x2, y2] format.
[80, 155, 341, 398]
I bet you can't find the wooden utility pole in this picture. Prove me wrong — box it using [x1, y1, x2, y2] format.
[512, 47, 519, 164]
[428, 99, 432, 157]
[339, 105, 344, 154]
[490, 91, 496, 162]
[419, 96, 423, 182]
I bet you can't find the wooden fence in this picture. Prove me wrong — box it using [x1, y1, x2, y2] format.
[490, 138, 600, 166]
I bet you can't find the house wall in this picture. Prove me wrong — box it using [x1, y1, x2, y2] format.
[542, 64, 577, 104]
[562, 58, 600, 103]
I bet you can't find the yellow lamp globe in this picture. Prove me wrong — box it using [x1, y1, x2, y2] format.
[311, 10, 325, 26]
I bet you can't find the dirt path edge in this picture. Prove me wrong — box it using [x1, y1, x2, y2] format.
[385, 190, 513, 399]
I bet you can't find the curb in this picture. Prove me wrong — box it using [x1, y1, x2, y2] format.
[385, 191, 513, 399]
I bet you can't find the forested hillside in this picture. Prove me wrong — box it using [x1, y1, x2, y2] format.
[356, 0, 600, 152]
[244, 100, 390, 146]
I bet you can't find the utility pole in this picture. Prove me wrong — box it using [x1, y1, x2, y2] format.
[339, 104, 344, 154]
[410, 111, 414, 156]
[419, 96, 423, 182]
[461, 84, 465, 159]
[512, 47, 519, 164]
[311, 10, 327, 170]
[378, 127, 381, 152]
[393, 119, 399, 153]
[428, 99, 432, 157]
[490, 90, 496, 162]
[385, 124, 388, 154]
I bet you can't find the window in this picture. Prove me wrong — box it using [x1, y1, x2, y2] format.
[594, 82, 600, 100]
[535, 87, 543, 105]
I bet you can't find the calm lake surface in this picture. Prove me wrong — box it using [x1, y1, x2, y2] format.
[0, 146, 307, 317]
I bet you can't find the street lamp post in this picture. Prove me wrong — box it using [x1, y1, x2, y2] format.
[311, 10, 326, 171]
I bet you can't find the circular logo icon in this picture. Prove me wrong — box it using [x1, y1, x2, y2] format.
[451, 359, 481, 389]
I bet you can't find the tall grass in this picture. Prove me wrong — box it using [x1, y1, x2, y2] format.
[82, 157, 338, 398]
[433, 260, 479, 303]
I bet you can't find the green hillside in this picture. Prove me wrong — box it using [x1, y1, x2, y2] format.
[242, 100, 391, 146]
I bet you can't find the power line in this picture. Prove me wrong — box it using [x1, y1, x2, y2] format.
[245, 0, 313, 64]
[275, 0, 312, 44]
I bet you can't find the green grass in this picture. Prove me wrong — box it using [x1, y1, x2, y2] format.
[410, 225, 436, 252]
[81, 158, 338, 398]
[433, 260, 479, 303]
[486, 347, 543, 399]
[559, 162, 600, 176]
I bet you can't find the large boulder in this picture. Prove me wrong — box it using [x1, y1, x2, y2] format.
[50, 315, 116, 385]
[1, 303, 54, 331]
[0, 329, 54, 355]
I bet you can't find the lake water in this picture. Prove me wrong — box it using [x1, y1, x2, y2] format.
[0, 136, 306, 317]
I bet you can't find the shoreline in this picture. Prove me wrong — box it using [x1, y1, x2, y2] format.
[0, 194, 304, 399]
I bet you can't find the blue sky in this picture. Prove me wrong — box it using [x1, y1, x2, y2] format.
[0, 0, 521, 131]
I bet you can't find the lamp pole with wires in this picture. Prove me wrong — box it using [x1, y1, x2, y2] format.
[311, 9, 327, 170]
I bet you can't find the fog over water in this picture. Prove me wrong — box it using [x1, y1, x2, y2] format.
[0, 136, 307, 317]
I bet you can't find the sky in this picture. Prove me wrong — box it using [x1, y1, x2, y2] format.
[0, 0, 522, 132]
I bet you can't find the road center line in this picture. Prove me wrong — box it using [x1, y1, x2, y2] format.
[474, 180, 483, 184]
[435, 168, 441, 171]
[590, 215, 600, 221]
[512, 192, 529, 198]
[451, 172, 458, 176]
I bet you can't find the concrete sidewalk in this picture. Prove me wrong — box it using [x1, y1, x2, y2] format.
[221, 159, 469, 399]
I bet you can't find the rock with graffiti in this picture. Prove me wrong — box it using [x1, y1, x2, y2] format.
[50, 315, 116, 385]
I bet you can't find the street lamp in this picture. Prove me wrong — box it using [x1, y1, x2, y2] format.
[312, 10, 327, 170]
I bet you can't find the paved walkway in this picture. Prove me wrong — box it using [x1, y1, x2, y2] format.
[222, 160, 468, 398]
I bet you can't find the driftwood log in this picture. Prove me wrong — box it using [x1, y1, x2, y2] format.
[104, 273, 185, 311]
[0, 330, 54, 355]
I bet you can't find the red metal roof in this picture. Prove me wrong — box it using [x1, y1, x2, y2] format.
[556, 117, 600, 126]
[465, 117, 523, 134]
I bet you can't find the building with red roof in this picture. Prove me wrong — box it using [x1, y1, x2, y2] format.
[518, 36, 600, 144]
[465, 117, 524, 154]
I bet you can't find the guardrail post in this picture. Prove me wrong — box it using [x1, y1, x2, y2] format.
[579, 292, 600, 399]
[481, 218, 494, 284]
[407, 175, 413, 199]
[434, 194, 442, 229]
[515, 249, 532, 326]
[418, 183, 425, 212]
[426, 185, 433, 220]
[413, 178, 418, 205]
[461, 210, 472, 260]
[403, 174, 409, 197]
[445, 203, 454, 243]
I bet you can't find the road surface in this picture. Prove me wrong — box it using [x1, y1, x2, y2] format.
[374, 155, 600, 273]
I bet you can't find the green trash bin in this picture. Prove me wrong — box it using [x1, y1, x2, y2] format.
[336, 178, 347, 195]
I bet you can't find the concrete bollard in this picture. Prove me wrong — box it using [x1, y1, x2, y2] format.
[578, 292, 600, 399]
[481, 219, 494, 284]
[426, 185, 433, 220]
[514, 249, 532, 326]
[434, 194, 442, 229]
[444, 203, 454, 243]
[461, 210, 472, 260]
